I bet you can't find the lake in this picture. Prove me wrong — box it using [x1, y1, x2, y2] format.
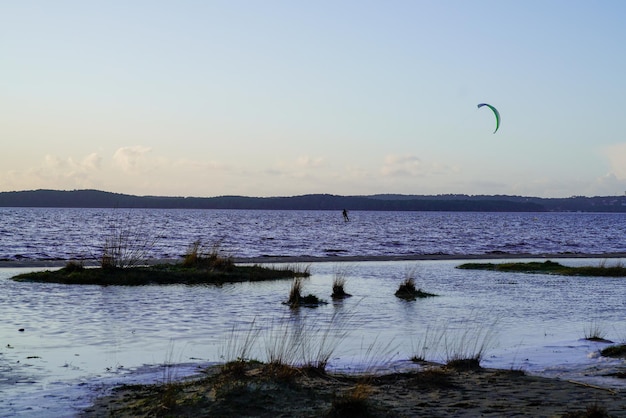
[1, 209, 625, 416]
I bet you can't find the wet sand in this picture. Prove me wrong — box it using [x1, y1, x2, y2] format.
[81, 363, 626, 417]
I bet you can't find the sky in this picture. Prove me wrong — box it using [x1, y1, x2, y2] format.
[2, 1, 626, 198]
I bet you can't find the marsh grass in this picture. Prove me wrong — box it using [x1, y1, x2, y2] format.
[394, 277, 437, 300]
[285, 277, 327, 308]
[331, 265, 352, 300]
[63, 260, 84, 272]
[156, 341, 183, 412]
[220, 318, 261, 365]
[96, 214, 160, 269]
[583, 321, 612, 342]
[327, 383, 374, 418]
[411, 325, 446, 363]
[600, 344, 626, 358]
[458, 259, 626, 277]
[299, 311, 354, 373]
[182, 240, 234, 271]
[409, 317, 498, 370]
[261, 310, 355, 375]
[443, 319, 498, 370]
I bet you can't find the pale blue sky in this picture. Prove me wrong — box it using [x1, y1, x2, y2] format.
[2, 1, 626, 197]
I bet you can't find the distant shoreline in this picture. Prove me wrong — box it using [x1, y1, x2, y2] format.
[2, 252, 626, 268]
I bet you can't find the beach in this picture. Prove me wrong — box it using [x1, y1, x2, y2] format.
[81, 362, 626, 417]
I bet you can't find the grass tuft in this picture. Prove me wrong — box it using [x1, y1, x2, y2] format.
[331, 265, 352, 300]
[600, 343, 626, 358]
[182, 240, 234, 271]
[63, 260, 84, 272]
[583, 321, 612, 342]
[326, 383, 374, 417]
[561, 403, 613, 417]
[394, 277, 437, 300]
[285, 277, 327, 308]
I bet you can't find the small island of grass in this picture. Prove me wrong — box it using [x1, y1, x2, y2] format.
[11, 262, 309, 286]
[456, 260, 626, 277]
[11, 243, 309, 286]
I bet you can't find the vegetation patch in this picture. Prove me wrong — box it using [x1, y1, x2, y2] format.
[457, 260, 626, 277]
[600, 344, 626, 358]
[284, 277, 328, 308]
[394, 277, 437, 301]
[11, 261, 309, 286]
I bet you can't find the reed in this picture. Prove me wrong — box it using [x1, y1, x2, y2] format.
[96, 213, 160, 269]
[285, 277, 327, 308]
[583, 320, 610, 342]
[442, 319, 498, 370]
[182, 240, 234, 270]
[220, 317, 261, 364]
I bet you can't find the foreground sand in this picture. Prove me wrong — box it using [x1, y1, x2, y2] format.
[81, 362, 626, 417]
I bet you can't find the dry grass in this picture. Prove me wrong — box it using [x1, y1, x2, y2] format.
[182, 240, 234, 270]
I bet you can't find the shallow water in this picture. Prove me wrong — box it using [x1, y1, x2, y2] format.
[1, 258, 626, 416]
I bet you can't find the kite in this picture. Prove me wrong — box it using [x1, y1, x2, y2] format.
[477, 103, 500, 134]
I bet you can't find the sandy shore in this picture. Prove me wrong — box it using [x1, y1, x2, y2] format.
[2, 252, 626, 268]
[81, 362, 626, 417]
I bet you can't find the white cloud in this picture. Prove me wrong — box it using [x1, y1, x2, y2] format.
[379, 154, 459, 178]
[380, 155, 421, 177]
[1, 152, 104, 191]
[112, 146, 153, 172]
[603, 143, 626, 180]
[295, 156, 326, 168]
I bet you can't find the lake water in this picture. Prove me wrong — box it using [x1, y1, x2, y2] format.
[1, 209, 626, 416]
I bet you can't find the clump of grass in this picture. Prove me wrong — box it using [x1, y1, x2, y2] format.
[331, 265, 352, 300]
[331, 276, 352, 300]
[182, 240, 234, 271]
[63, 260, 84, 272]
[156, 342, 183, 413]
[561, 403, 613, 417]
[410, 325, 445, 363]
[600, 344, 626, 358]
[282, 263, 311, 277]
[262, 310, 353, 376]
[441, 318, 499, 371]
[583, 321, 612, 342]
[97, 214, 159, 269]
[326, 383, 373, 417]
[219, 318, 261, 365]
[394, 277, 437, 301]
[285, 277, 327, 308]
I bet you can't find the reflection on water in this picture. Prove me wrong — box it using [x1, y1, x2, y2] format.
[1, 259, 626, 415]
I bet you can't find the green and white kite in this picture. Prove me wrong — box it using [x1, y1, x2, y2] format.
[477, 103, 500, 134]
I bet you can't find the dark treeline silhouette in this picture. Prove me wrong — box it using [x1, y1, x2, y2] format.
[1, 189, 626, 212]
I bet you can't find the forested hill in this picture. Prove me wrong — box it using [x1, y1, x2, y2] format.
[1, 189, 626, 212]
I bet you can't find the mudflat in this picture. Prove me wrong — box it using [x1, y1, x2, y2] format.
[81, 362, 626, 417]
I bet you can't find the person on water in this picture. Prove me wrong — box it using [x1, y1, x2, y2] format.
[342, 209, 350, 222]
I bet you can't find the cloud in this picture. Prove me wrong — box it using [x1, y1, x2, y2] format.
[295, 156, 326, 168]
[380, 155, 422, 177]
[603, 143, 626, 179]
[1, 152, 104, 190]
[380, 154, 458, 178]
[112, 146, 153, 172]
[269, 155, 327, 177]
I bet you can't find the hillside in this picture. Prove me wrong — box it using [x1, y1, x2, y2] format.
[1, 189, 626, 212]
